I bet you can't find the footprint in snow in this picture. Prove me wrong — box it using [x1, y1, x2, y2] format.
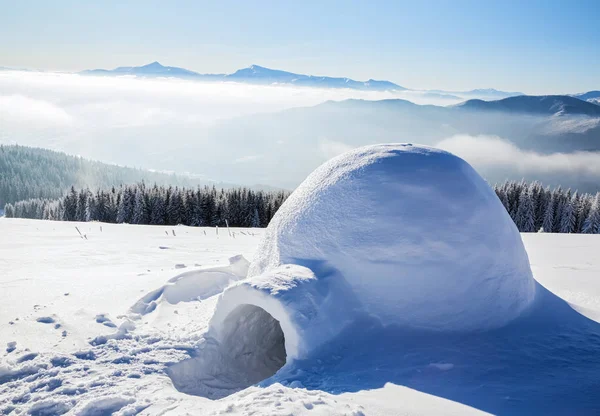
[36, 316, 55, 324]
[95, 314, 117, 328]
[16, 352, 38, 363]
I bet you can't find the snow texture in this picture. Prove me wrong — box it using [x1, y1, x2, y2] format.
[246, 144, 536, 332]
[2, 219, 600, 414]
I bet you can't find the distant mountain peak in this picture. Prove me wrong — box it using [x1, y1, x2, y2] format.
[80, 62, 406, 90]
[141, 61, 164, 68]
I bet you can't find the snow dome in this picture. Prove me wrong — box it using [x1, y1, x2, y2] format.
[209, 144, 536, 366]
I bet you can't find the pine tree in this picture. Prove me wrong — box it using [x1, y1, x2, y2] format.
[85, 194, 95, 222]
[251, 208, 261, 228]
[533, 184, 547, 231]
[116, 186, 130, 223]
[150, 190, 166, 225]
[132, 188, 146, 224]
[4, 203, 14, 217]
[516, 187, 536, 232]
[552, 187, 564, 233]
[541, 193, 555, 233]
[582, 193, 600, 234]
[63, 186, 78, 221]
[75, 190, 89, 222]
[559, 192, 577, 233]
[576, 195, 592, 233]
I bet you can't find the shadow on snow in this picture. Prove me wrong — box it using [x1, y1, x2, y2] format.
[268, 283, 600, 415]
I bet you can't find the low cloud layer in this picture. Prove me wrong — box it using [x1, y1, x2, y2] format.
[2, 70, 599, 191]
[0, 70, 463, 185]
[0, 70, 460, 130]
[437, 135, 600, 190]
[0, 94, 72, 126]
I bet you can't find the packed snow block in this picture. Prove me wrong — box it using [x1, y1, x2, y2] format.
[245, 143, 536, 332]
[209, 263, 359, 360]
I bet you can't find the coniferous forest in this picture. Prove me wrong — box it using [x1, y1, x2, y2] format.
[4, 179, 600, 233]
[0, 144, 235, 207]
[494, 181, 600, 234]
[4, 183, 289, 228]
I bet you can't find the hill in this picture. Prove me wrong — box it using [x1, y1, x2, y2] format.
[572, 90, 600, 105]
[181, 95, 600, 189]
[454, 95, 600, 117]
[0, 145, 229, 206]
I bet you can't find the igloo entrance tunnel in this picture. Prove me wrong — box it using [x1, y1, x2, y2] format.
[177, 143, 537, 397]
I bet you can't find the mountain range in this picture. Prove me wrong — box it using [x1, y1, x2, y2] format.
[81, 61, 407, 91]
[175, 93, 599, 188]
[455, 95, 600, 117]
[80, 62, 600, 105]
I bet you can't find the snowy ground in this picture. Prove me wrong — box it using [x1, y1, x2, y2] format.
[1, 218, 600, 415]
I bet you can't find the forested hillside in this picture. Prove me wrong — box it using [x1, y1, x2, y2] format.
[4, 183, 289, 228]
[0, 145, 226, 206]
[494, 181, 600, 234]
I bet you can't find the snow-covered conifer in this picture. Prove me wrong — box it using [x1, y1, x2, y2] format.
[582, 193, 600, 234]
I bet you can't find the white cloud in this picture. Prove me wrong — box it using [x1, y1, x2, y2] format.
[0, 70, 464, 185]
[318, 138, 355, 159]
[436, 134, 600, 177]
[0, 94, 72, 126]
[0, 70, 462, 130]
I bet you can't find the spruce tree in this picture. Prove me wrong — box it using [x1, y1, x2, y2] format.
[542, 193, 555, 233]
[582, 193, 600, 234]
[559, 192, 577, 233]
[577, 195, 592, 233]
[132, 189, 146, 224]
[516, 187, 535, 232]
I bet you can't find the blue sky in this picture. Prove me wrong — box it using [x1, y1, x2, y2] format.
[1, 0, 598, 94]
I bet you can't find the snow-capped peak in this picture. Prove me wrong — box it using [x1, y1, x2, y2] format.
[141, 61, 164, 69]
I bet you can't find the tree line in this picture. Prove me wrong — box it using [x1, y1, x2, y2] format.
[5, 179, 600, 233]
[3, 183, 289, 228]
[494, 180, 600, 234]
[0, 144, 236, 207]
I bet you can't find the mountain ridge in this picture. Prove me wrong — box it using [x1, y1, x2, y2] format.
[81, 61, 407, 91]
[454, 95, 600, 117]
[75, 62, 596, 100]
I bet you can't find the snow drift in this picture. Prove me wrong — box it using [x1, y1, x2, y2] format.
[195, 143, 537, 396]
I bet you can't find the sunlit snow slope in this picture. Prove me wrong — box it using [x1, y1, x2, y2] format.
[1, 219, 600, 415]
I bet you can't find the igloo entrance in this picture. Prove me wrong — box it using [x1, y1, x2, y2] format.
[219, 304, 287, 383]
[167, 304, 287, 399]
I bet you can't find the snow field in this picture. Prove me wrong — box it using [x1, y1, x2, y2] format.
[0, 219, 493, 415]
[1, 217, 600, 414]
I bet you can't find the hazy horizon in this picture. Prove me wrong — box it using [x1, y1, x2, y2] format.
[2, 69, 600, 192]
[0, 59, 595, 97]
[1, 1, 598, 95]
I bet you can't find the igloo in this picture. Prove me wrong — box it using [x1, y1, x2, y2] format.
[205, 144, 536, 385]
